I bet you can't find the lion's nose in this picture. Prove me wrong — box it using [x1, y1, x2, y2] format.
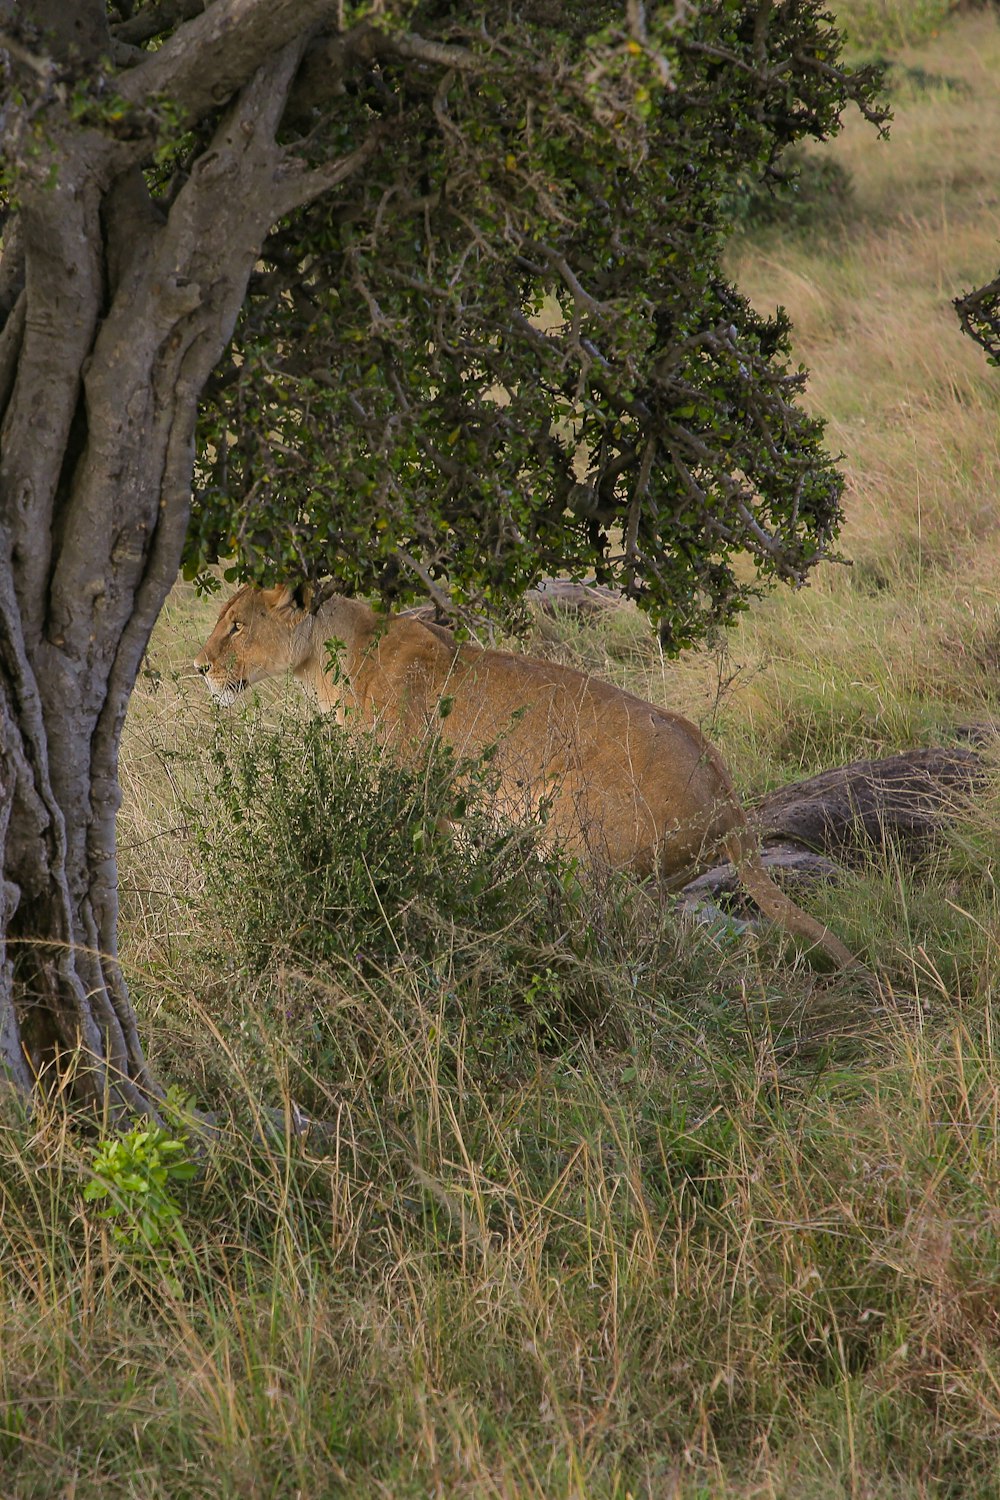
[195, 660, 210, 675]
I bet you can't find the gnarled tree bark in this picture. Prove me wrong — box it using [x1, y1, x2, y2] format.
[0, 0, 374, 1116]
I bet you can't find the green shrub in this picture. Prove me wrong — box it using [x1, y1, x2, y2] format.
[188, 712, 616, 1062]
[81, 1088, 202, 1292]
[84, 1118, 197, 1253]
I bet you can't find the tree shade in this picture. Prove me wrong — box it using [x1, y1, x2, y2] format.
[0, 1, 885, 1112]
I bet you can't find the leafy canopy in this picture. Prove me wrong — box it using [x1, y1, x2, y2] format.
[135, 2, 885, 647]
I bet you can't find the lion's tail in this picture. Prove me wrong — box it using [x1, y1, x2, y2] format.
[722, 826, 861, 972]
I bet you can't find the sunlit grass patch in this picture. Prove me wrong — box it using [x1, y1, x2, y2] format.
[832, 0, 956, 51]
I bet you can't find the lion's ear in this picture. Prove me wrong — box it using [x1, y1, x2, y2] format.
[264, 584, 312, 614]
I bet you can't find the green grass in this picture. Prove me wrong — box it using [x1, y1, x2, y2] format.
[4, 7, 1000, 1497]
[832, 0, 955, 52]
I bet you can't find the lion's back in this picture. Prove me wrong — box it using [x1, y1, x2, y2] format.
[379, 637, 743, 878]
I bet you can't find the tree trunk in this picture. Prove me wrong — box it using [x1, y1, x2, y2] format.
[0, 0, 368, 1118]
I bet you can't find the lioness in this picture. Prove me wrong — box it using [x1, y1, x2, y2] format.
[195, 584, 859, 969]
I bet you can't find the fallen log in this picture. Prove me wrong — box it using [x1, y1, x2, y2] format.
[752, 745, 987, 865]
[681, 744, 990, 911]
[401, 578, 623, 629]
[527, 579, 624, 616]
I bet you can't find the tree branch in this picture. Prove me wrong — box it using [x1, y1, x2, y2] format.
[272, 126, 386, 218]
[377, 30, 484, 72]
[111, 0, 206, 48]
[116, 0, 342, 124]
[955, 272, 1000, 360]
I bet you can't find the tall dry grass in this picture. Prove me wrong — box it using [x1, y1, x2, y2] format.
[4, 9, 1000, 1497]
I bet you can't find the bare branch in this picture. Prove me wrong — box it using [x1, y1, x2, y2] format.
[378, 30, 484, 73]
[396, 549, 457, 617]
[623, 438, 655, 590]
[955, 272, 1000, 361]
[111, 0, 206, 48]
[272, 127, 385, 219]
[538, 244, 608, 314]
[116, 0, 342, 124]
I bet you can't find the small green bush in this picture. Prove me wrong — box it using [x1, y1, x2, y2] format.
[82, 1089, 201, 1284]
[188, 712, 615, 1061]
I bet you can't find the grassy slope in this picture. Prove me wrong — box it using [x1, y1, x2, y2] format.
[4, 10, 1000, 1498]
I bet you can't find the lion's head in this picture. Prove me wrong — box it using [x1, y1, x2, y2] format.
[194, 584, 311, 705]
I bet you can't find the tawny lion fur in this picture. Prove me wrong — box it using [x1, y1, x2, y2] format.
[195, 584, 859, 969]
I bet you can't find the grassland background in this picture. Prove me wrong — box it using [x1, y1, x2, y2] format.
[4, 6, 1000, 1497]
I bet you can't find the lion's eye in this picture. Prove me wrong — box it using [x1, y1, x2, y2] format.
[229, 621, 243, 635]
